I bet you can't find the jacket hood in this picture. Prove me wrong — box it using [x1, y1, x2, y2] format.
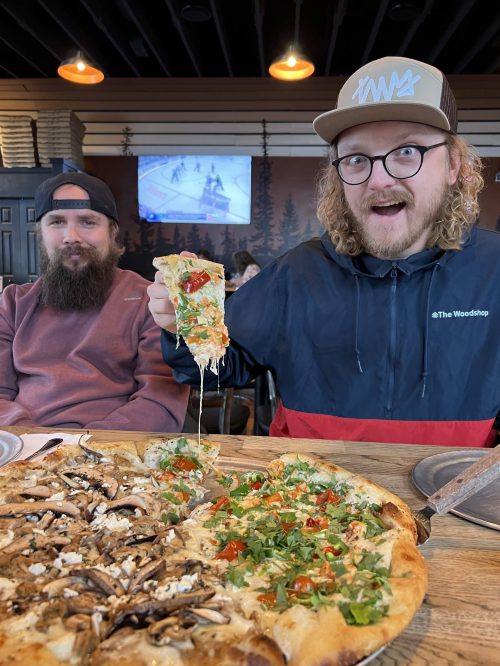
[320, 226, 477, 278]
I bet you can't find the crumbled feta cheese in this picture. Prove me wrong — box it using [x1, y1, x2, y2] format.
[28, 563, 47, 576]
[153, 573, 198, 601]
[49, 491, 65, 501]
[90, 512, 132, 531]
[53, 552, 83, 569]
[63, 588, 79, 598]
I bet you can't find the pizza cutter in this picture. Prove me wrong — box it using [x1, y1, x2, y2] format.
[412, 444, 500, 544]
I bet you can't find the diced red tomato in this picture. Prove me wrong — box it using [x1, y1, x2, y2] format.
[281, 521, 296, 534]
[251, 481, 263, 490]
[315, 490, 341, 506]
[156, 470, 176, 481]
[257, 591, 277, 607]
[214, 539, 246, 561]
[172, 456, 199, 472]
[292, 575, 317, 594]
[322, 545, 342, 556]
[181, 270, 211, 293]
[264, 492, 283, 505]
[302, 516, 329, 533]
[210, 496, 231, 513]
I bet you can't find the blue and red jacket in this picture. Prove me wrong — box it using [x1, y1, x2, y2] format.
[162, 228, 500, 447]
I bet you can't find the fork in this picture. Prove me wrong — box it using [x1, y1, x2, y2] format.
[413, 444, 500, 544]
[24, 438, 64, 461]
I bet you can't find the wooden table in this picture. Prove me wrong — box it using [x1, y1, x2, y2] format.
[4, 427, 500, 665]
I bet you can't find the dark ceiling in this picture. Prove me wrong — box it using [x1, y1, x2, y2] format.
[0, 0, 499, 80]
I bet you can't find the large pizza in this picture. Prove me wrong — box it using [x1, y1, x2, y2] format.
[0, 437, 427, 665]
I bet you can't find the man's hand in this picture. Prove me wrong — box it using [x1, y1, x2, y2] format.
[147, 251, 197, 332]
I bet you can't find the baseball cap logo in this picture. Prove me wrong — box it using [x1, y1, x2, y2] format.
[352, 69, 422, 105]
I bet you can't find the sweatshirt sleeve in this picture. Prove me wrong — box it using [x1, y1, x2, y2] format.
[85, 309, 190, 432]
[0, 286, 38, 427]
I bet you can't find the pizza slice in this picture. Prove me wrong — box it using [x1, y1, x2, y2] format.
[152, 254, 229, 374]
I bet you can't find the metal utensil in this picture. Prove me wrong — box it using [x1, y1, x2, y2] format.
[413, 445, 500, 544]
[24, 438, 64, 461]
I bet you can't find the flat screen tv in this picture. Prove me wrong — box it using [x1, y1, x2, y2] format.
[138, 155, 252, 224]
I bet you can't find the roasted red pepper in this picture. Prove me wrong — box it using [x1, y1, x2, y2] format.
[181, 270, 210, 293]
[215, 539, 246, 561]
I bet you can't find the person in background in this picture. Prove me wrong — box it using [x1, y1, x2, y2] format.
[229, 250, 261, 289]
[196, 248, 215, 262]
[148, 56, 500, 448]
[0, 172, 189, 431]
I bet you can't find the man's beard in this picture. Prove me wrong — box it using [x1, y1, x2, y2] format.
[347, 186, 448, 259]
[40, 244, 121, 311]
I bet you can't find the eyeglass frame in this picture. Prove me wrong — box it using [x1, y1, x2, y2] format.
[331, 141, 448, 185]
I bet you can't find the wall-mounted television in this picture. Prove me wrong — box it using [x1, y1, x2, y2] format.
[138, 155, 252, 224]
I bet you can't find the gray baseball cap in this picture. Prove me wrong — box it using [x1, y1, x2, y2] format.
[313, 56, 457, 144]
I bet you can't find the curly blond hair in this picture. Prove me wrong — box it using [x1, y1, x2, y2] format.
[316, 134, 484, 255]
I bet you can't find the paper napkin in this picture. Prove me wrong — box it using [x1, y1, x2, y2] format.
[18, 432, 92, 461]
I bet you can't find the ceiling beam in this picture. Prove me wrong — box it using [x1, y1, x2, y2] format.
[361, 0, 390, 66]
[397, 0, 434, 56]
[164, 0, 202, 76]
[427, 0, 476, 64]
[454, 9, 500, 73]
[1, 0, 64, 62]
[208, 0, 234, 76]
[36, 0, 107, 74]
[324, 0, 347, 75]
[253, 0, 266, 77]
[0, 35, 49, 76]
[80, 0, 141, 76]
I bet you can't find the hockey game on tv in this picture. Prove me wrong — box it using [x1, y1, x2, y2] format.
[138, 155, 252, 224]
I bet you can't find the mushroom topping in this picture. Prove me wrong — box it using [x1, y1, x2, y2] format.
[70, 568, 125, 597]
[64, 613, 92, 632]
[67, 591, 106, 615]
[1, 532, 72, 555]
[106, 493, 162, 516]
[59, 467, 118, 499]
[184, 607, 230, 624]
[128, 559, 166, 594]
[147, 617, 193, 646]
[105, 495, 149, 514]
[19, 486, 52, 499]
[43, 576, 81, 597]
[108, 588, 215, 635]
[0, 501, 80, 518]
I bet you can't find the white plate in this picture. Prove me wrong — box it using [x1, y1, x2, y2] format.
[411, 449, 500, 530]
[0, 431, 23, 466]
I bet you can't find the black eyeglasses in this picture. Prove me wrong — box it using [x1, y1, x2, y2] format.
[331, 141, 448, 185]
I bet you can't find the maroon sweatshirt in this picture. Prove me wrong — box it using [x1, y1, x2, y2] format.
[0, 269, 189, 432]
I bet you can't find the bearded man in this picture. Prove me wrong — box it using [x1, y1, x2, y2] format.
[148, 56, 500, 448]
[0, 172, 189, 431]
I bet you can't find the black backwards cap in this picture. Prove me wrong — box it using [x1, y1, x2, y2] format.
[35, 172, 119, 223]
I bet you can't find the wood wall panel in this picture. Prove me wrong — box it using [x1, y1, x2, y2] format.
[0, 76, 498, 157]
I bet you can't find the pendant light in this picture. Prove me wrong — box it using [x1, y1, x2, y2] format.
[269, 0, 314, 81]
[57, 51, 104, 85]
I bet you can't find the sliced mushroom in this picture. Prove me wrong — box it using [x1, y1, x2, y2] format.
[64, 613, 92, 632]
[105, 495, 148, 514]
[59, 467, 118, 499]
[19, 486, 53, 499]
[70, 568, 125, 597]
[108, 588, 215, 636]
[185, 607, 230, 624]
[67, 591, 106, 615]
[1, 532, 72, 555]
[128, 559, 166, 594]
[147, 617, 193, 646]
[0, 501, 80, 518]
[72, 628, 101, 657]
[43, 576, 81, 597]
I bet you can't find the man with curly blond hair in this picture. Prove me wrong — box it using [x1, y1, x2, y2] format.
[149, 56, 500, 448]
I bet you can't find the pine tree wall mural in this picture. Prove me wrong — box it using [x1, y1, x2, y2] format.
[91, 154, 323, 280]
